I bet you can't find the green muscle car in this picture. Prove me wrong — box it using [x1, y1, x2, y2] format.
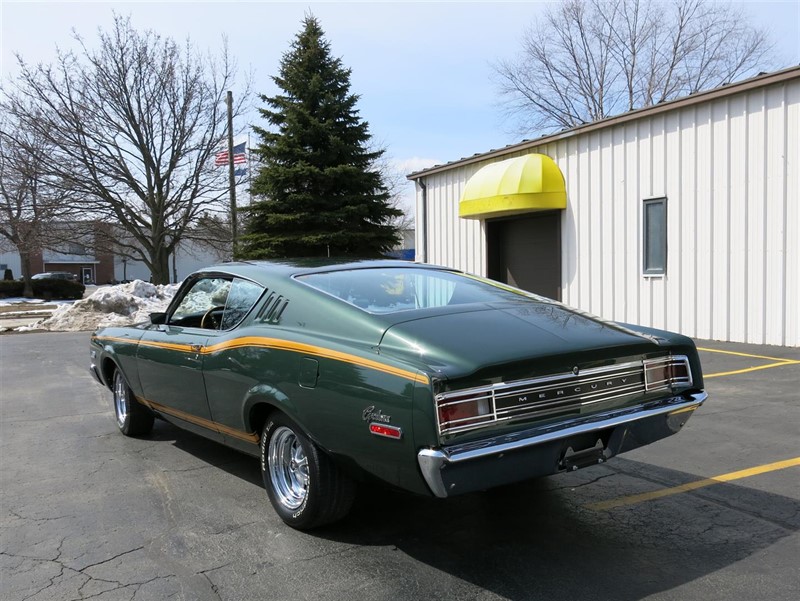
[90, 260, 707, 529]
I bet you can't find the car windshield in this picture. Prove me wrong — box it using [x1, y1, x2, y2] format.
[296, 267, 536, 314]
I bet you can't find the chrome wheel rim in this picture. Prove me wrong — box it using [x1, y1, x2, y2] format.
[268, 426, 309, 510]
[113, 373, 128, 428]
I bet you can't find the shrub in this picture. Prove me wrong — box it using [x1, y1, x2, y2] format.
[0, 278, 85, 300]
[0, 281, 23, 298]
[32, 279, 85, 300]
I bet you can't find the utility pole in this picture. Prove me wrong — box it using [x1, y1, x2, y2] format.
[226, 90, 238, 258]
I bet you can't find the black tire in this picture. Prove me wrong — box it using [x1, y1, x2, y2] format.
[112, 369, 154, 437]
[261, 413, 355, 530]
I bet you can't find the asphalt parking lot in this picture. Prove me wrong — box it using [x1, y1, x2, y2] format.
[1, 332, 798, 601]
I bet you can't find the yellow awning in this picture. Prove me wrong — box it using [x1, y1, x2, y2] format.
[459, 153, 567, 219]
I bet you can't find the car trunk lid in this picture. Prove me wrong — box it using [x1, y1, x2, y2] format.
[378, 301, 665, 380]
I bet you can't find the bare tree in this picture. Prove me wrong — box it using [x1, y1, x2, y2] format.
[494, 0, 774, 134]
[182, 211, 235, 260]
[370, 146, 415, 234]
[3, 15, 249, 284]
[0, 116, 76, 296]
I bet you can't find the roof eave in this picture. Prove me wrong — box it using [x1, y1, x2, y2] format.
[407, 65, 800, 180]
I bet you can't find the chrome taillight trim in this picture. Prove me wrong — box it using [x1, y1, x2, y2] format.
[435, 355, 693, 437]
[643, 355, 693, 391]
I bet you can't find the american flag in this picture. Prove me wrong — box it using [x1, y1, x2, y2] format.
[215, 142, 247, 166]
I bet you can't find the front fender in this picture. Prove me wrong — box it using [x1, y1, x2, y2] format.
[91, 328, 147, 396]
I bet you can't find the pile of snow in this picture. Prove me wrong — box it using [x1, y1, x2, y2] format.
[24, 280, 180, 332]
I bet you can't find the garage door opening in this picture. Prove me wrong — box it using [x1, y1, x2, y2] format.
[487, 212, 562, 300]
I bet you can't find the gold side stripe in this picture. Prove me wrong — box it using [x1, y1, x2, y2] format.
[137, 396, 259, 444]
[203, 336, 429, 384]
[93, 335, 428, 384]
[94, 335, 192, 353]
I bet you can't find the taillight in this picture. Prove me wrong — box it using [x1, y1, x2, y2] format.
[369, 423, 403, 439]
[436, 391, 494, 433]
[644, 355, 693, 391]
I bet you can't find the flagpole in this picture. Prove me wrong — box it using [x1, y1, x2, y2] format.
[247, 132, 252, 207]
[226, 90, 238, 259]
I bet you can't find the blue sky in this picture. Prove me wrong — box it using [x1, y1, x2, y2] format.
[2, 1, 799, 211]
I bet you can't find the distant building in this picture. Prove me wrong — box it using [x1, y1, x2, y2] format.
[385, 228, 415, 261]
[408, 67, 799, 347]
[0, 222, 221, 284]
[0, 223, 115, 284]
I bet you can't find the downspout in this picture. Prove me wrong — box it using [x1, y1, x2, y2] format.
[418, 179, 427, 263]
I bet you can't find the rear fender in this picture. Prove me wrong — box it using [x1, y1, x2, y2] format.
[242, 384, 300, 435]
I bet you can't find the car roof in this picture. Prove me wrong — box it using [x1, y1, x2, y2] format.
[192, 259, 450, 287]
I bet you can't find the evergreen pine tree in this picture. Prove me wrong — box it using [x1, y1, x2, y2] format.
[241, 16, 401, 259]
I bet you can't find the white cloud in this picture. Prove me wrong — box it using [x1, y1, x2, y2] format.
[392, 157, 443, 177]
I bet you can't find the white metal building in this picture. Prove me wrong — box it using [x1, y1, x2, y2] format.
[408, 67, 799, 347]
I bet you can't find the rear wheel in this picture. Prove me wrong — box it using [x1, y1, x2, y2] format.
[261, 413, 355, 529]
[112, 369, 154, 436]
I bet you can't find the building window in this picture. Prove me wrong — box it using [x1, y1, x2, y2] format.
[67, 242, 88, 256]
[643, 197, 667, 275]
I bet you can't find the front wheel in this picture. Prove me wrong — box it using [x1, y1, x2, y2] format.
[112, 369, 154, 436]
[261, 413, 355, 529]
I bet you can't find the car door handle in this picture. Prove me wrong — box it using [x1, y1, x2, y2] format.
[190, 344, 203, 353]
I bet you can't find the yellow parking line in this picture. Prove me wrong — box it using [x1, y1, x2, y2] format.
[705, 361, 799, 379]
[696, 347, 799, 363]
[697, 346, 800, 363]
[696, 347, 799, 379]
[586, 457, 800, 511]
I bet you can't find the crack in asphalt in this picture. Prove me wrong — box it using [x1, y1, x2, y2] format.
[14, 537, 67, 601]
[277, 544, 362, 567]
[8, 509, 76, 523]
[206, 521, 260, 537]
[0, 540, 159, 601]
[2, 543, 181, 601]
[0, 536, 67, 565]
[196, 565, 233, 601]
[139, 540, 233, 600]
[545, 470, 618, 492]
[77, 546, 145, 573]
[70, 574, 173, 601]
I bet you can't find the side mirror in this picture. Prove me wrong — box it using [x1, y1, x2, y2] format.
[149, 312, 166, 325]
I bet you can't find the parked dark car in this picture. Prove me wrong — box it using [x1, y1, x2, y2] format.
[31, 271, 78, 281]
[90, 260, 707, 529]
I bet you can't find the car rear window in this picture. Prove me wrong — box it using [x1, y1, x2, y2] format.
[296, 268, 533, 314]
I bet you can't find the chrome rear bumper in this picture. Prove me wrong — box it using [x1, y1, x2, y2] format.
[418, 391, 707, 498]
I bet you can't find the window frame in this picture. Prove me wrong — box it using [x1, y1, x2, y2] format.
[219, 277, 266, 330]
[165, 273, 265, 331]
[642, 196, 668, 276]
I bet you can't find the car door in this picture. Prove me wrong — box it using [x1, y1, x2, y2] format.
[201, 277, 267, 449]
[136, 276, 232, 439]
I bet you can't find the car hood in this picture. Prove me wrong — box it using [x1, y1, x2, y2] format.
[378, 301, 669, 381]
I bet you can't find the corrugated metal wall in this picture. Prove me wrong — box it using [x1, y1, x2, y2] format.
[416, 77, 799, 347]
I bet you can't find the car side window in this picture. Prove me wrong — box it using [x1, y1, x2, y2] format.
[220, 278, 264, 330]
[170, 277, 232, 327]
